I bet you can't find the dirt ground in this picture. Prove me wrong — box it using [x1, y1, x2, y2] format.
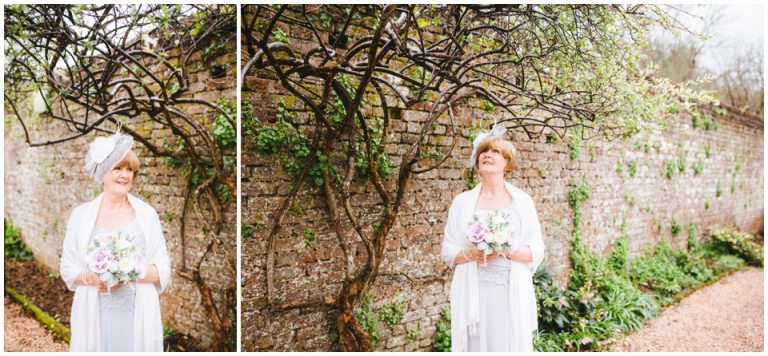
[4, 296, 69, 352]
[614, 267, 764, 352]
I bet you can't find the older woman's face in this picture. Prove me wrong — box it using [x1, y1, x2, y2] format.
[477, 146, 508, 177]
[103, 166, 134, 195]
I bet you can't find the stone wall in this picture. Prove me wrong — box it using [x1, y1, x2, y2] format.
[4, 39, 237, 346]
[240, 26, 764, 351]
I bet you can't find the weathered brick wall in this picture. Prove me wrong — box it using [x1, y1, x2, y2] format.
[241, 24, 764, 351]
[4, 40, 237, 346]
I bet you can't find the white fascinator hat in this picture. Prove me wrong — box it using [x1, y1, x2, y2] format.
[84, 122, 134, 183]
[468, 124, 507, 170]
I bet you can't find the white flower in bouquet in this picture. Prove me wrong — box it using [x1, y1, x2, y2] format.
[119, 257, 136, 273]
[494, 232, 506, 245]
[108, 260, 119, 273]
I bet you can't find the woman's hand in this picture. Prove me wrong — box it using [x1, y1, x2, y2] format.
[138, 264, 160, 284]
[505, 246, 532, 263]
[478, 250, 500, 263]
[98, 280, 124, 293]
[456, 246, 500, 264]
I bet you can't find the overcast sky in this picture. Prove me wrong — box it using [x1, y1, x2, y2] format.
[681, 4, 764, 72]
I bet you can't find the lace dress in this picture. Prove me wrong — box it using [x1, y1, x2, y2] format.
[88, 219, 146, 352]
[466, 203, 522, 352]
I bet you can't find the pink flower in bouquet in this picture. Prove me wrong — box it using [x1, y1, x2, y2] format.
[88, 246, 114, 274]
[468, 221, 490, 243]
[134, 253, 148, 279]
[96, 233, 114, 246]
[507, 229, 518, 246]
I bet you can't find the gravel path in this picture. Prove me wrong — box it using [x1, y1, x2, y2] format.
[4, 296, 69, 352]
[614, 267, 764, 352]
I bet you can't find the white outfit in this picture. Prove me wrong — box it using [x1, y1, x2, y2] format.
[60, 193, 171, 352]
[441, 182, 545, 352]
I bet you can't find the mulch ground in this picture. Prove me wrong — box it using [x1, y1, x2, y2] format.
[4, 258, 207, 352]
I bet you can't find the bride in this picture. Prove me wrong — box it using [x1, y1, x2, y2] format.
[441, 126, 545, 352]
[60, 129, 171, 352]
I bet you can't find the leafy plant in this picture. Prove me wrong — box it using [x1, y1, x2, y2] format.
[693, 157, 704, 175]
[628, 158, 637, 177]
[4, 220, 33, 261]
[677, 151, 687, 172]
[354, 291, 381, 348]
[691, 111, 701, 129]
[212, 98, 236, 148]
[702, 112, 713, 130]
[379, 293, 407, 327]
[664, 159, 677, 178]
[704, 143, 712, 158]
[716, 178, 722, 197]
[433, 308, 451, 352]
[303, 229, 317, 246]
[671, 216, 682, 237]
[710, 228, 764, 267]
[241, 224, 254, 240]
[687, 223, 699, 251]
[608, 219, 630, 273]
[568, 136, 581, 161]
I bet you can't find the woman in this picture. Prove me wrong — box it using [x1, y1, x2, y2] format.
[441, 126, 545, 352]
[60, 130, 171, 352]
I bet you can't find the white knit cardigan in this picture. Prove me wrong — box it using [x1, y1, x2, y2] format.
[60, 193, 171, 352]
[441, 182, 545, 352]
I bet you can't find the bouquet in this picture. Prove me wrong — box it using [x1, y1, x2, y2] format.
[87, 231, 148, 296]
[467, 210, 519, 267]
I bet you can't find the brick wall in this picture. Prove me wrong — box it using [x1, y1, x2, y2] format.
[241, 25, 764, 352]
[4, 40, 237, 346]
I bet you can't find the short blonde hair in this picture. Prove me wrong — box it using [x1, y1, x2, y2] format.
[114, 150, 140, 175]
[474, 136, 517, 172]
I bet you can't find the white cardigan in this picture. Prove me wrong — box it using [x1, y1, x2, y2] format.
[60, 193, 171, 352]
[441, 182, 545, 352]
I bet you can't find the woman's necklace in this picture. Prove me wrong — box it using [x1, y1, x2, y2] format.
[480, 187, 505, 199]
[103, 198, 129, 215]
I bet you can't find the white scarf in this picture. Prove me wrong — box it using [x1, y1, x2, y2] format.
[60, 193, 171, 352]
[441, 182, 545, 352]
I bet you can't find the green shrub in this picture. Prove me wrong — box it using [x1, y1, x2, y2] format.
[710, 228, 764, 267]
[534, 331, 566, 352]
[608, 219, 630, 273]
[628, 239, 697, 306]
[687, 223, 699, 251]
[4, 220, 33, 261]
[713, 254, 746, 271]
